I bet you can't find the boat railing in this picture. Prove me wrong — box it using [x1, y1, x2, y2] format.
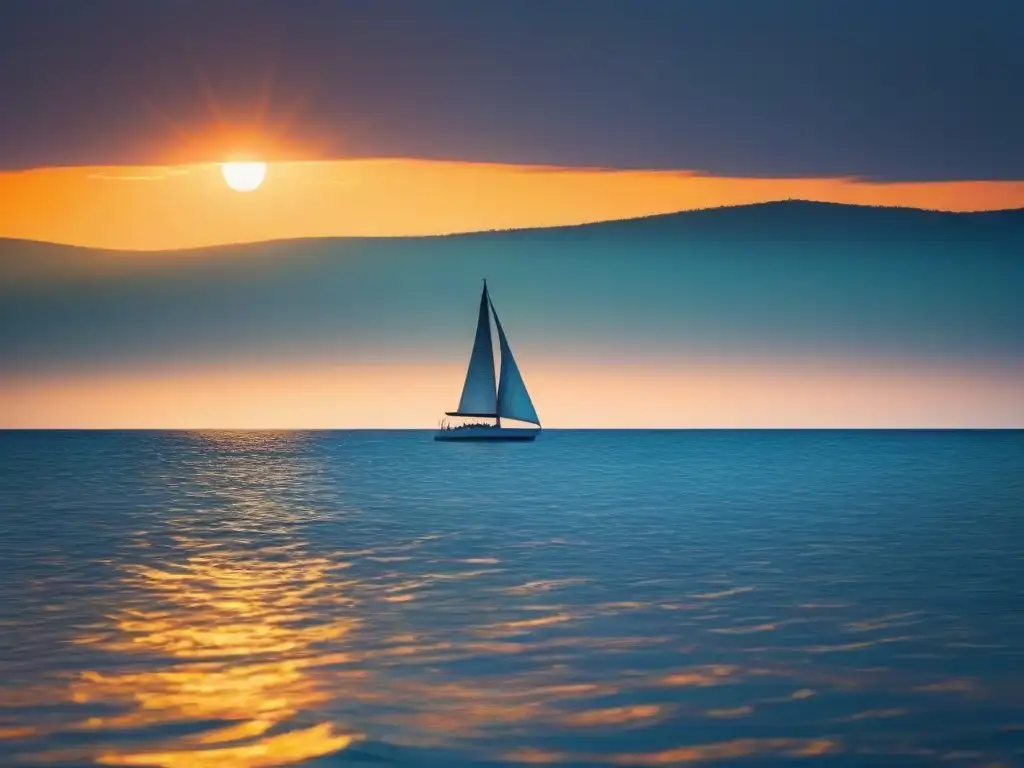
[438, 420, 498, 431]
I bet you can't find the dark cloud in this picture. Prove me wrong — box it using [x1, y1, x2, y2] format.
[1, 0, 1021, 179]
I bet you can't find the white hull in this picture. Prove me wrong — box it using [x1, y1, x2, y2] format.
[434, 425, 539, 441]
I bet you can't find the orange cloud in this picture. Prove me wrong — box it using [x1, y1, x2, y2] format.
[1, 159, 1022, 251]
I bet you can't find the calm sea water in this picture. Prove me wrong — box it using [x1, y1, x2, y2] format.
[1, 430, 1023, 767]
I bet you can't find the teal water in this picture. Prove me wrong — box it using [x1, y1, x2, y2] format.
[1, 430, 1022, 767]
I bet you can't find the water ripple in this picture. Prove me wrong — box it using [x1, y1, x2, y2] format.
[1, 429, 1023, 766]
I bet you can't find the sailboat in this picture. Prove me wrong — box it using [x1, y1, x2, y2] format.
[435, 281, 541, 441]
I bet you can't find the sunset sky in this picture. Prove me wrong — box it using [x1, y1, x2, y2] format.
[2, 0, 1023, 427]
[5, 161, 1024, 252]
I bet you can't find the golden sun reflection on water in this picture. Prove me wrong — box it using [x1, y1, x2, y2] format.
[20, 432, 364, 767]
[13, 540, 1018, 767]
[67, 542, 359, 767]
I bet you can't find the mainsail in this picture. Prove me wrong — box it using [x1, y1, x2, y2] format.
[448, 281, 540, 427]
[451, 283, 498, 416]
[489, 296, 541, 426]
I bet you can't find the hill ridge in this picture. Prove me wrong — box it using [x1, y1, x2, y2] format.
[2, 199, 1023, 255]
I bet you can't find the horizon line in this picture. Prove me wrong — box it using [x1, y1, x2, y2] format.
[3, 427, 1021, 433]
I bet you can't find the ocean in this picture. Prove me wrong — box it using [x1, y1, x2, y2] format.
[1, 430, 1022, 767]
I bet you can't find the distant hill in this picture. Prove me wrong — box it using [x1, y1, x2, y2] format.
[2, 198, 1022, 378]
[3, 200, 1024, 262]
[456, 200, 1024, 244]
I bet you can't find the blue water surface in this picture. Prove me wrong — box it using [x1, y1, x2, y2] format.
[1, 430, 1022, 766]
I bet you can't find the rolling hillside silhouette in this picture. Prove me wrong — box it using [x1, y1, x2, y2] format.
[2, 200, 1023, 377]
[467, 200, 1024, 243]
[4, 201, 1024, 264]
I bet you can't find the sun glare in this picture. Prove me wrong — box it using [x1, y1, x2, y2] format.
[221, 161, 267, 192]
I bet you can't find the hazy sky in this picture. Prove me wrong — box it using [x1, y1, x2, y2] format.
[2, 1, 1023, 250]
[2, 2, 1023, 427]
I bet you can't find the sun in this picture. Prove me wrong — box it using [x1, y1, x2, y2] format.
[220, 161, 267, 192]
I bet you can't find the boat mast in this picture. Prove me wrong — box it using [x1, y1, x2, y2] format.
[483, 278, 502, 428]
